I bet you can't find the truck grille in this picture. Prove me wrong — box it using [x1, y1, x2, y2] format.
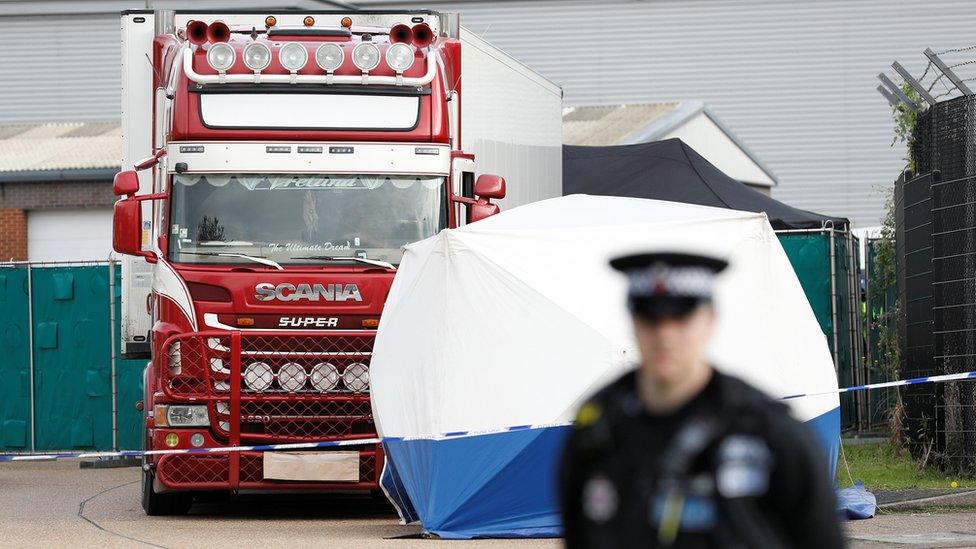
[161, 331, 376, 443]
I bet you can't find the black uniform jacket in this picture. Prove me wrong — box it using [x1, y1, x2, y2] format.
[559, 369, 844, 549]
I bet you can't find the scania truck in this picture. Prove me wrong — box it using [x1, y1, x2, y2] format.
[115, 10, 561, 514]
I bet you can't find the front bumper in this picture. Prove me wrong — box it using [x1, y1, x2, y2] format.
[154, 330, 381, 491]
[154, 446, 383, 491]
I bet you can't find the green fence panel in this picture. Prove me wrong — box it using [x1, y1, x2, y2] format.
[113, 266, 144, 451]
[778, 233, 856, 429]
[30, 266, 113, 451]
[777, 235, 832, 333]
[0, 267, 31, 451]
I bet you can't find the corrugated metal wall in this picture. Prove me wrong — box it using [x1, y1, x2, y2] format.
[358, 0, 976, 226]
[3, 0, 974, 225]
[0, 13, 121, 122]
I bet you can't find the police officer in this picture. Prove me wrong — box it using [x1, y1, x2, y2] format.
[559, 252, 844, 548]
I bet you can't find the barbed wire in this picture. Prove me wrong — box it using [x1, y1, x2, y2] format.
[889, 46, 976, 105]
[948, 59, 976, 69]
[936, 45, 976, 55]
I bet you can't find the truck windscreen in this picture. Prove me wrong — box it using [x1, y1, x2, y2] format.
[167, 173, 447, 265]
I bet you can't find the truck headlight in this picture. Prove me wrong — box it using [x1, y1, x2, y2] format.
[279, 42, 308, 71]
[310, 362, 339, 392]
[343, 362, 369, 393]
[155, 404, 210, 427]
[278, 362, 307, 392]
[316, 43, 344, 72]
[352, 42, 380, 72]
[385, 43, 414, 73]
[244, 361, 274, 391]
[207, 42, 236, 72]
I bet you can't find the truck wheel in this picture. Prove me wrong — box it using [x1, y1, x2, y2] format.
[141, 467, 193, 516]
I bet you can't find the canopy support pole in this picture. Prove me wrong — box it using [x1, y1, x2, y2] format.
[830, 227, 840, 374]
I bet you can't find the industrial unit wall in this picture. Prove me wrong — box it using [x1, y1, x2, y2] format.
[777, 230, 864, 430]
[0, 261, 142, 453]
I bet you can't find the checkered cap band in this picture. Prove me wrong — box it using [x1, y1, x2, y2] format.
[627, 264, 715, 299]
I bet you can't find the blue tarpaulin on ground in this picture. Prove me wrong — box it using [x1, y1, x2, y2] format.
[836, 482, 876, 520]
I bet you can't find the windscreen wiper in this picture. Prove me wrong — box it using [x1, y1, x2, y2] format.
[293, 256, 396, 270]
[181, 251, 284, 271]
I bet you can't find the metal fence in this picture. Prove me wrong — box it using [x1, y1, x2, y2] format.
[865, 237, 899, 431]
[895, 93, 976, 467]
[0, 259, 143, 453]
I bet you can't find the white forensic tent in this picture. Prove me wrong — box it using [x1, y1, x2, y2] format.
[372, 194, 840, 539]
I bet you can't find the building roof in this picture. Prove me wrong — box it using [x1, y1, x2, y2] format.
[563, 101, 777, 187]
[0, 121, 120, 181]
[562, 102, 680, 146]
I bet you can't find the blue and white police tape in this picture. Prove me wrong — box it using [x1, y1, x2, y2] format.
[0, 437, 380, 462]
[781, 370, 976, 400]
[5, 372, 976, 463]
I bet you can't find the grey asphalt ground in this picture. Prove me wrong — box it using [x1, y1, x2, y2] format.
[2, 461, 976, 548]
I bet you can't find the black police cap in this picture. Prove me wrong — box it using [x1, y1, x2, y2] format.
[609, 252, 728, 274]
[609, 251, 728, 320]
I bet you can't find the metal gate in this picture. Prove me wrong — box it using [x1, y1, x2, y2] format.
[0, 260, 143, 453]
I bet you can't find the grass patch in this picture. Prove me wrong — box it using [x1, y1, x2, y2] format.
[837, 442, 976, 490]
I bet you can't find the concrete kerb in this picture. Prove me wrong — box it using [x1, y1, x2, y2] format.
[878, 489, 976, 511]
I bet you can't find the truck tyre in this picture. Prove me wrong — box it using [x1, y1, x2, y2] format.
[142, 467, 193, 516]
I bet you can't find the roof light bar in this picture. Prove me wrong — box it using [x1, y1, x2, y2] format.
[183, 44, 436, 86]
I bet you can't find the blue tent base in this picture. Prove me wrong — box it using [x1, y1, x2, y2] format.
[382, 426, 572, 539]
[381, 407, 841, 539]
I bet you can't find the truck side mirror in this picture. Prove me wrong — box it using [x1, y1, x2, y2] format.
[474, 174, 506, 200]
[114, 170, 140, 196]
[468, 201, 500, 223]
[452, 173, 506, 223]
[113, 198, 156, 262]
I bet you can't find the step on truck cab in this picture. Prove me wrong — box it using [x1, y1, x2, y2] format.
[116, 10, 562, 514]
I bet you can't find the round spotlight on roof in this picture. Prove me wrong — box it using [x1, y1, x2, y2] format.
[206, 42, 236, 72]
[243, 41, 272, 72]
[278, 42, 308, 72]
[385, 42, 414, 73]
[315, 43, 344, 72]
[352, 42, 381, 72]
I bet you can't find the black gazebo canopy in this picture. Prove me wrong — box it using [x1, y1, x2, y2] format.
[563, 139, 848, 230]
